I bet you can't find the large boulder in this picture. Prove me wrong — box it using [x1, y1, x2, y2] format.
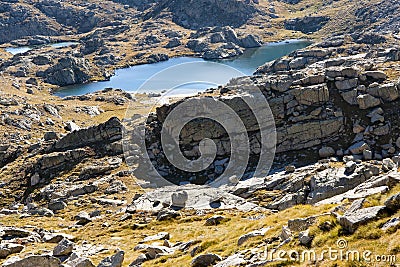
[0, 244, 24, 259]
[192, 254, 222, 267]
[339, 206, 385, 233]
[239, 34, 262, 48]
[97, 250, 124, 267]
[284, 16, 330, 33]
[34, 148, 92, 181]
[307, 165, 379, 204]
[348, 141, 370, 155]
[385, 193, 400, 211]
[53, 238, 74, 256]
[2, 255, 61, 267]
[41, 57, 91, 86]
[51, 117, 123, 152]
[367, 83, 399, 102]
[319, 146, 335, 158]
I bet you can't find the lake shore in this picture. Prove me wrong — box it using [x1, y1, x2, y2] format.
[53, 39, 312, 98]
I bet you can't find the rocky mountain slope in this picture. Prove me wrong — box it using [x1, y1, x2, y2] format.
[0, 0, 400, 266]
[141, 0, 260, 29]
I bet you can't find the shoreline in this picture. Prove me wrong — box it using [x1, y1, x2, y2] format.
[51, 38, 314, 98]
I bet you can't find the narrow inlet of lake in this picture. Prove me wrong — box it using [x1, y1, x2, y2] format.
[5, 42, 79, 55]
[54, 40, 312, 98]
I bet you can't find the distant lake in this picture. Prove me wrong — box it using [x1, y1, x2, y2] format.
[5, 42, 79, 55]
[53, 40, 312, 98]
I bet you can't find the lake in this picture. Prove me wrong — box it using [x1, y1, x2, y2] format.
[53, 40, 312, 98]
[5, 42, 79, 55]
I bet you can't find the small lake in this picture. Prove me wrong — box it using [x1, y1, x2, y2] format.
[5, 42, 78, 55]
[53, 40, 312, 98]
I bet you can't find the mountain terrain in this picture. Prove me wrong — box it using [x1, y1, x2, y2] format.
[0, 0, 400, 267]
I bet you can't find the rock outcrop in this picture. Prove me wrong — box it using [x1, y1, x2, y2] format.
[24, 117, 123, 186]
[339, 205, 386, 233]
[285, 16, 330, 34]
[34, 0, 107, 33]
[142, 0, 259, 29]
[2, 255, 61, 267]
[128, 184, 260, 212]
[128, 39, 400, 185]
[186, 26, 262, 59]
[0, 2, 62, 44]
[41, 57, 91, 86]
[50, 117, 123, 152]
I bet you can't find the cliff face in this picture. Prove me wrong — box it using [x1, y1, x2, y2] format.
[137, 36, 400, 185]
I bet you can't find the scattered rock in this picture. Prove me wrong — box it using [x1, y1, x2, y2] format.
[382, 158, 396, 172]
[171, 191, 188, 207]
[299, 229, 313, 246]
[381, 217, 400, 231]
[141, 232, 170, 243]
[339, 206, 385, 233]
[97, 250, 124, 267]
[214, 254, 245, 267]
[345, 161, 357, 174]
[384, 193, 400, 211]
[0, 244, 24, 259]
[53, 238, 74, 256]
[48, 201, 67, 211]
[165, 38, 181, 48]
[129, 254, 148, 266]
[280, 225, 292, 241]
[319, 146, 335, 158]
[237, 227, 270, 246]
[75, 212, 92, 225]
[204, 215, 225, 226]
[44, 131, 58, 141]
[65, 121, 80, 132]
[348, 141, 370, 155]
[105, 180, 127, 194]
[65, 256, 95, 267]
[285, 165, 296, 173]
[192, 253, 222, 267]
[156, 209, 180, 221]
[134, 244, 174, 259]
[288, 216, 317, 232]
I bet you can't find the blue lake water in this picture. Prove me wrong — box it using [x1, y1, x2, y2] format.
[52, 40, 312, 97]
[5, 42, 79, 55]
